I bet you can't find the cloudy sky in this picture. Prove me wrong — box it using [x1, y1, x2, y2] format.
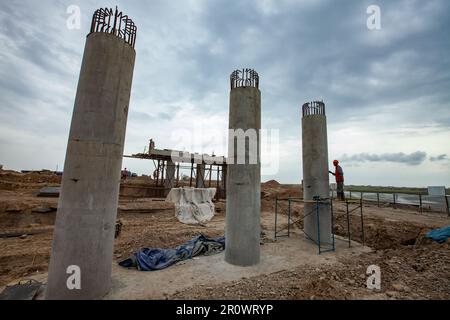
[0, 0, 449, 187]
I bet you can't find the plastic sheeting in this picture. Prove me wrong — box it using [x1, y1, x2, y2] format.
[118, 234, 225, 271]
[426, 226, 450, 244]
[166, 187, 217, 225]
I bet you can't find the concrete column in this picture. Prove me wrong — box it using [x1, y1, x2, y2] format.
[220, 165, 227, 191]
[225, 69, 261, 266]
[46, 9, 136, 300]
[195, 164, 205, 188]
[165, 160, 176, 193]
[302, 101, 332, 245]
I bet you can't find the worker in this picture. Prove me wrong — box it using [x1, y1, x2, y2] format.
[121, 168, 128, 180]
[329, 160, 345, 200]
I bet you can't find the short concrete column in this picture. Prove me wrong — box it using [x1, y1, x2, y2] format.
[195, 164, 206, 188]
[165, 160, 176, 194]
[225, 69, 261, 266]
[302, 101, 332, 245]
[46, 8, 137, 300]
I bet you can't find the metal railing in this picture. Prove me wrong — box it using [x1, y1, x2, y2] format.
[330, 190, 450, 216]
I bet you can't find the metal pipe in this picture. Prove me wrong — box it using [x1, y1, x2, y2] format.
[360, 198, 365, 246]
[419, 193, 423, 213]
[331, 199, 335, 252]
[445, 195, 450, 217]
[316, 200, 321, 254]
[189, 162, 193, 187]
[346, 200, 351, 248]
[274, 196, 278, 240]
[288, 198, 291, 237]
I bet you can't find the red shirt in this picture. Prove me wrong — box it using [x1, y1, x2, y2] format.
[335, 165, 344, 182]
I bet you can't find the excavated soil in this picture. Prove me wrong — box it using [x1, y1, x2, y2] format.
[0, 170, 449, 299]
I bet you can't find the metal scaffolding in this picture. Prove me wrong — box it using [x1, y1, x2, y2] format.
[343, 199, 365, 247]
[274, 196, 366, 254]
[123, 147, 227, 200]
[274, 197, 335, 254]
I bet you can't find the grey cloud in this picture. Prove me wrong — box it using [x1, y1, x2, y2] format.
[430, 154, 448, 162]
[129, 110, 175, 122]
[341, 151, 427, 165]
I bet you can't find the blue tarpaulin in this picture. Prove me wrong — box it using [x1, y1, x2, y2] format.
[119, 234, 225, 271]
[426, 226, 450, 244]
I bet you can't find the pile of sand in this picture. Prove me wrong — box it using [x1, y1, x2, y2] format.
[261, 180, 302, 200]
[262, 180, 281, 188]
[0, 170, 61, 191]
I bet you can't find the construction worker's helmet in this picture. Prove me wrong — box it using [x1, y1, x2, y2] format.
[333, 160, 339, 165]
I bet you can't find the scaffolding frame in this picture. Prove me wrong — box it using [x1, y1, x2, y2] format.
[123, 152, 227, 200]
[274, 196, 366, 254]
[343, 199, 365, 247]
[274, 197, 335, 254]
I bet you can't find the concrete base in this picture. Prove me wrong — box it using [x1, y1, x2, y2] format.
[304, 203, 333, 245]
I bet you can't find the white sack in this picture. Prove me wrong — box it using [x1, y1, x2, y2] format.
[166, 187, 217, 225]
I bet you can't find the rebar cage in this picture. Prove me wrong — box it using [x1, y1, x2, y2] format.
[230, 69, 259, 90]
[302, 101, 326, 117]
[90, 7, 137, 48]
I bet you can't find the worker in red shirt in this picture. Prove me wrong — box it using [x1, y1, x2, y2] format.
[121, 168, 128, 180]
[329, 160, 345, 200]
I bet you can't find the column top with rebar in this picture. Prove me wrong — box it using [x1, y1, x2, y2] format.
[230, 68, 259, 90]
[89, 6, 137, 48]
[302, 101, 326, 117]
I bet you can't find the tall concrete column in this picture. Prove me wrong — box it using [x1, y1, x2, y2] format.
[195, 164, 205, 188]
[225, 69, 261, 266]
[46, 8, 137, 300]
[302, 101, 332, 245]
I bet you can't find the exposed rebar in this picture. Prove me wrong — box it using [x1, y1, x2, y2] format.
[90, 6, 137, 48]
[230, 68, 259, 90]
[302, 101, 326, 117]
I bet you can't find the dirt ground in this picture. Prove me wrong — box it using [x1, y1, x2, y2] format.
[0, 170, 449, 299]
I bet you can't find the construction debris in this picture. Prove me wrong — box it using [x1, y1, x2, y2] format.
[0, 279, 42, 300]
